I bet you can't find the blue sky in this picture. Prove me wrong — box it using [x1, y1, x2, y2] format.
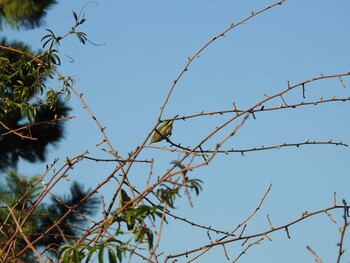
[3, 0, 350, 262]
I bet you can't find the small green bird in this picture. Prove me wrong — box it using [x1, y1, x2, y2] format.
[151, 120, 174, 144]
[118, 189, 135, 230]
[119, 189, 132, 208]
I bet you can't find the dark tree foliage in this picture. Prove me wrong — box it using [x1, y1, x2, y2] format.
[0, 38, 71, 171]
[0, 99, 70, 170]
[0, 171, 42, 261]
[36, 182, 100, 250]
[0, 172, 100, 261]
[0, 0, 57, 30]
[0, 3, 101, 262]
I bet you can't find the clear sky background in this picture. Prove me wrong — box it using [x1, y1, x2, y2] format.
[2, 0, 350, 262]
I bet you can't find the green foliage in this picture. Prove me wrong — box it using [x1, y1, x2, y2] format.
[59, 238, 130, 263]
[134, 225, 154, 250]
[0, 172, 99, 262]
[156, 184, 181, 208]
[156, 177, 203, 208]
[0, 98, 70, 170]
[0, 38, 71, 170]
[0, 0, 57, 30]
[0, 3, 207, 262]
[0, 38, 68, 119]
[84, 238, 128, 263]
[71, 11, 88, 44]
[0, 3, 104, 263]
[117, 189, 163, 232]
[0, 40, 46, 118]
[0, 171, 42, 208]
[59, 202, 165, 262]
[0, 172, 44, 261]
[41, 11, 87, 50]
[37, 182, 100, 249]
[0, 10, 92, 170]
[185, 178, 203, 196]
[41, 29, 62, 50]
[89, 180, 203, 262]
[59, 243, 86, 263]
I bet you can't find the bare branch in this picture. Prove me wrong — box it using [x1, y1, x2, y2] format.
[306, 245, 323, 263]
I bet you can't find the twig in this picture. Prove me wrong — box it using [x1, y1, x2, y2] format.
[148, 204, 168, 262]
[157, 0, 286, 121]
[232, 237, 264, 263]
[267, 214, 274, 229]
[8, 207, 46, 263]
[1, 116, 74, 138]
[178, 183, 271, 262]
[306, 245, 323, 263]
[336, 199, 349, 263]
[165, 204, 350, 261]
[222, 243, 230, 260]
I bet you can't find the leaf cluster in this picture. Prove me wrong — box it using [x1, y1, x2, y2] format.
[0, 38, 68, 123]
[59, 238, 129, 263]
[58, 204, 164, 262]
[0, 37, 73, 170]
[156, 177, 203, 208]
[59, 200, 165, 262]
[41, 10, 88, 50]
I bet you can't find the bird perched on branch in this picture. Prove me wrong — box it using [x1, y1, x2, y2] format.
[118, 189, 135, 230]
[151, 120, 174, 144]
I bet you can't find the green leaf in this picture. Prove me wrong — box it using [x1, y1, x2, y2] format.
[85, 244, 99, 263]
[116, 246, 123, 262]
[98, 245, 105, 263]
[107, 247, 117, 263]
[26, 106, 35, 122]
[156, 184, 180, 208]
[72, 11, 78, 22]
[145, 228, 154, 249]
[76, 32, 88, 44]
[187, 179, 203, 196]
[73, 247, 82, 263]
[20, 104, 26, 117]
[41, 29, 57, 49]
[45, 28, 55, 36]
[0, 57, 9, 67]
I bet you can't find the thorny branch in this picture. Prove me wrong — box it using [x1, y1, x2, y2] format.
[306, 245, 323, 263]
[165, 204, 350, 262]
[336, 200, 349, 263]
[1, 0, 350, 262]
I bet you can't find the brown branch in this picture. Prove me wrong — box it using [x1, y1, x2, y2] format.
[338, 76, 346, 88]
[221, 243, 230, 260]
[157, 0, 286, 122]
[306, 245, 323, 263]
[0, 44, 126, 159]
[82, 155, 151, 163]
[149, 139, 348, 156]
[1, 116, 74, 138]
[8, 207, 45, 263]
[170, 183, 272, 262]
[336, 200, 349, 263]
[0, 120, 36, 140]
[118, 1, 287, 206]
[165, 204, 349, 262]
[156, 78, 350, 123]
[232, 237, 264, 263]
[148, 204, 168, 262]
[267, 214, 274, 229]
[0, 45, 140, 250]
